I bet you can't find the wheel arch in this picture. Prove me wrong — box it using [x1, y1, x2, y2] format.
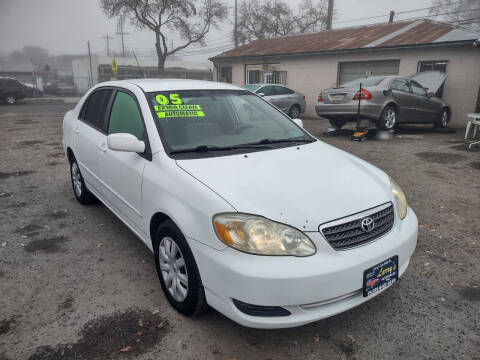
[66, 147, 75, 164]
[150, 212, 175, 247]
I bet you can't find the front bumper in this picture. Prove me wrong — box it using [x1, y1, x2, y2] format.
[189, 208, 418, 328]
[315, 101, 382, 121]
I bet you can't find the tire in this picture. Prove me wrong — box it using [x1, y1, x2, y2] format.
[377, 105, 397, 131]
[154, 220, 207, 316]
[69, 157, 98, 205]
[5, 95, 16, 105]
[329, 119, 346, 128]
[435, 108, 450, 128]
[288, 104, 301, 119]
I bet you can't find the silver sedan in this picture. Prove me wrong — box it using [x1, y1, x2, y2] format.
[315, 73, 451, 130]
[244, 84, 306, 119]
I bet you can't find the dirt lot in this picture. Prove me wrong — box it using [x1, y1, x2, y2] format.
[0, 108, 479, 360]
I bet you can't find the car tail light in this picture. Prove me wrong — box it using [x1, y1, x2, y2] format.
[318, 93, 323, 102]
[353, 88, 372, 100]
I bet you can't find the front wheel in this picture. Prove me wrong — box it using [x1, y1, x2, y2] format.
[329, 119, 345, 129]
[377, 106, 397, 130]
[154, 220, 207, 316]
[435, 108, 450, 128]
[5, 95, 16, 105]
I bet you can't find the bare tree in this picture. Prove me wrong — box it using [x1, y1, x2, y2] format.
[237, 0, 329, 42]
[101, 0, 228, 73]
[429, 0, 480, 29]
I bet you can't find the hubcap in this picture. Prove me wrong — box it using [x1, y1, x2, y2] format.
[442, 110, 448, 127]
[6, 96, 15, 104]
[384, 109, 396, 129]
[71, 162, 82, 197]
[159, 237, 188, 302]
[290, 107, 300, 118]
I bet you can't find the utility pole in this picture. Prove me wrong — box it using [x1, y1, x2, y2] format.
[389, 11, 395, 23]
[102, 34, 113, 57]
[326, 0, 334, 30]
[234, 0, 238, 48]
[117, 16, 128, 58]
[87, 41, 93, 87]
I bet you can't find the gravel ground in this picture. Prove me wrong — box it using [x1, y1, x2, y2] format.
[0, 110, 479, 360]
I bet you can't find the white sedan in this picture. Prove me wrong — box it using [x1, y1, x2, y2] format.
[63, 79, 417, 329]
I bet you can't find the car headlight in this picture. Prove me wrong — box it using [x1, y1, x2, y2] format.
[213, 213, 316, 256]
[390, 177, 407, 220]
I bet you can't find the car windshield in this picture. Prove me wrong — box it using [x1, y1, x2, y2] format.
[341, 76, 385, 88]
[243, 84, 262, 92]
[147, 89, 313, 156]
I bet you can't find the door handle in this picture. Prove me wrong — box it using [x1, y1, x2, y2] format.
[97, 142, 107, 153]
[73, 126, 80, 134]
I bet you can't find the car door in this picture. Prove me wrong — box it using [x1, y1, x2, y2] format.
[390, 78, 416, 122]
[257, 85, 278, 107]
[271, 86, 295, 113]
[409, 80, 438, 122]
[99, 89, 150, 233]
[74, 88, 113, 193]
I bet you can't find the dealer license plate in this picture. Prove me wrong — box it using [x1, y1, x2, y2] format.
[363, 256, 398, 297]
[329, 94, 345, 102]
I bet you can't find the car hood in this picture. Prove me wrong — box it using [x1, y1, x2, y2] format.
[176, 141, 393, 231]
[410, 71, 448, 94]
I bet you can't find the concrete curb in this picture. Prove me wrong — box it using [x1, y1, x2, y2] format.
[21, 97, 81, 105]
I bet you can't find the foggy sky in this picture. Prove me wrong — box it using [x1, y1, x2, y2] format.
[0, 0, 435, 63]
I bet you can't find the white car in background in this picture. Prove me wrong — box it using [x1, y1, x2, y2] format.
[63, 79, 418, 328]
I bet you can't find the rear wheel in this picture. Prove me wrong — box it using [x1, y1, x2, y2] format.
[154, 220, 207, 316]
[377, 105, 397, 130]
[5, 95, 16, 105]
[288, 104, 301, 119]
[435, 108, 450, 128]
[328, 119, 345, 129]
[69, 157, 98, 205]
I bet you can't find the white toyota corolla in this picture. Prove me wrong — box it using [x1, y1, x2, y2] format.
[63, 79, 417, 328]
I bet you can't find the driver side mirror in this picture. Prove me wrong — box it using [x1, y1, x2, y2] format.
[257, 92, 265, 97]
[107, 133, 145, 153]
[292, 118, 303, 128]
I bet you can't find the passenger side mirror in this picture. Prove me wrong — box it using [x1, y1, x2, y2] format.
[107, 133, 145, 153]
[257, 92, 265, 97]
[292, 118, 303, 128]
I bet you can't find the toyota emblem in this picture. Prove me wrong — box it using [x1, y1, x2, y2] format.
[361, 217, 375, 232]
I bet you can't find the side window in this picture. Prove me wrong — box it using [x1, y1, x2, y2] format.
[83, 89, 112, 131]
[108, 91, 145, 140]
[260, 86, 276, 96]
[392, 79, 411, 93]
[274, 86, 294, 95]
[410, 81, 427, 96]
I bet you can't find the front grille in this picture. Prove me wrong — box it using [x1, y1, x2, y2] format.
[321, 204, 394, 250]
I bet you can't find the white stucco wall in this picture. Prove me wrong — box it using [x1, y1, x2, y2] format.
[216, 45, 480, 127]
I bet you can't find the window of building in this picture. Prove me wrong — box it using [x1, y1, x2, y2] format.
[108, 91, 145, 140]
[245, 64, 287, 86]
[417, 60, 448, 73]
[219, 66, 232, 83]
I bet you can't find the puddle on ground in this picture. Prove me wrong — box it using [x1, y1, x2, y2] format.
[15, 140, 44, 147]
[28, 309, 170, 360]
[15, 223, 44, 235]
[0, 171, 35, 180]
[58, 297, 74, 311]
[0, 317, 15, 335]
[24, 236, 68, 254]
[47, 153, 65, 159]
[469, 162, 480, 171]
[415, 152, 467, 164]
[455, 285, 480, 302]
[46, 210, 69, 219]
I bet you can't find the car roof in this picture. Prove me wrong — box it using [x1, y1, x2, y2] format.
[98, 78, 244, 92]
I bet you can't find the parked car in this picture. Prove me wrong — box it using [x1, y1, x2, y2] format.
[315, 71, 450, 130]
[63, 79, 417, 328]
[0, 77, 26, 104]
[21, 82, 43, 98]
[44, 80, 77, 96]
[244, 83, 306, 118]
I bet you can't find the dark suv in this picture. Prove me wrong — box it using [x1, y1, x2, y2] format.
[0, 77, 26, 105]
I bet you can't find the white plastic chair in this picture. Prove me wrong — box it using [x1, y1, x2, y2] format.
[465, 113, 480, 149]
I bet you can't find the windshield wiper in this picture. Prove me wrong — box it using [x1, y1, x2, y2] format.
[170, 143, 271, 154]
[254, 137, 315, 145]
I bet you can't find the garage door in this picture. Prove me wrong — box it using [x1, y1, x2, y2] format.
[338, 60, 400, 85]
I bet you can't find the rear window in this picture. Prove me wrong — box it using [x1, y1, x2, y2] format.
[342, 76, 385, 88]
[81, 89, 112, 131]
